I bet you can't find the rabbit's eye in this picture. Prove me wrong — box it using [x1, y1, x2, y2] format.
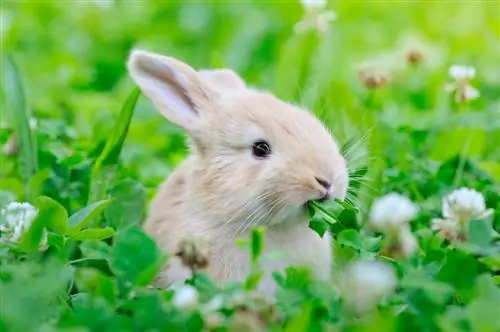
[252, 140, 271, 159]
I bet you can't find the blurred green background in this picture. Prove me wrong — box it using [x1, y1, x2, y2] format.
[2, 0, 499, 208]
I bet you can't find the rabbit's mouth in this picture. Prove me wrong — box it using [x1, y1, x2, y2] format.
[305, 191, 332, 206]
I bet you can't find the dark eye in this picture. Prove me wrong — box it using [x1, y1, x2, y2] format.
[252, 140, 272, 159]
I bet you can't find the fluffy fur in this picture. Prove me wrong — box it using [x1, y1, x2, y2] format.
[127, 50, 349, 293]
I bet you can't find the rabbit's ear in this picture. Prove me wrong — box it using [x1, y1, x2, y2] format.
[127, 50, 217, 131]
[198, 68, 246, 92]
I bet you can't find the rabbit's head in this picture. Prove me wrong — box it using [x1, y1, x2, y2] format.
[128, 50, 348, 229]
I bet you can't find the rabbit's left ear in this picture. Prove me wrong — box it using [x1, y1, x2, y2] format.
[198, 68, 246, 92]
[127, 49, 218, 133]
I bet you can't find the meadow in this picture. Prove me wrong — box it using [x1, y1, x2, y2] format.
[1, 1, 499, 331]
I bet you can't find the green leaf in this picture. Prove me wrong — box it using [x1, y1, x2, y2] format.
[34, 196, 68, 234]
[187, 272, 221, 302]
[401, 268, 455, 305]
[250, 226, 265, 265]
[70, 227, 115, 241]
[493, 276, 500, 285]
[28, 169, 51, 199]
[120, 294, 168, 330]
[0, 260, 73, 331]
[104, 179, 147, 229]
[245, 271, 264, 290]
[46, 233, 65, 251]
[437, 249, 479, 301]
[68, 199, 113, 232]
[306, 202, 316, 218]
[2, 56, 38, 197]
[337, 229, 363, 250]
[334, 198, 359, 212]
[466, 275, 500, 332]
[307, 201, 338, 225]
[74, 267, 116, 305]
[284, 301, 312, 332]
[88, 88, 140, 204]
[20, 196, 68, 252]
[336, 229, 380, 252]
[468, 219, 493, 251]
[79, 240, 112, 261]
[110, 225, 165, 286]
[479, 253, 500, 271]
[308, 217, 329, 238]
[19, 214, 46, 253]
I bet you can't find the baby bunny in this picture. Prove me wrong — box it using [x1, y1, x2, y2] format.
[127, 50, 349, 293]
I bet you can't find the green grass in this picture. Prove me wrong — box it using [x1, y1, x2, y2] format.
[1, 1, 499, 331]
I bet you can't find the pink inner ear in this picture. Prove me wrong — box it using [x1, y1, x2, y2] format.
[164, 75, 198, 115]
[138, 60, 198, 115]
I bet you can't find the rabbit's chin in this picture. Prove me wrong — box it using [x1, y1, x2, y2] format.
[266, 205, 308, 227]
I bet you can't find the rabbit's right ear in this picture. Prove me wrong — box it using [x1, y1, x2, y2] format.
[127, 50, 217, 132]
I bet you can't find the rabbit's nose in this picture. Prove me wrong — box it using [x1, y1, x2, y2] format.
[314, 177, 333, 202]
[315, 177, 331, 190]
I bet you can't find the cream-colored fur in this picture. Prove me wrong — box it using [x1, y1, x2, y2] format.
[127, 50, 349, 293]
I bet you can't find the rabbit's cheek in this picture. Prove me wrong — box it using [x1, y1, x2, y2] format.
[267, 205, 305, 226]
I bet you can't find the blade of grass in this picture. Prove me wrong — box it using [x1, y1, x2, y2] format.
[88, 88, 140, 205]
[2, 56, 38, 198]
[307, 201, 338, 225]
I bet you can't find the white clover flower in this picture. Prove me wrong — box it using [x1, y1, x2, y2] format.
[295, 0, 336, 34]
[301, 0, 328, 10]
[445, 65, 480, 103]
[449, 65, 476, 80]
[172, 285, 199, 309]
[443, 187, 492, 223]
[341, 260, 397, 314]
[431, 188, 492, 243]
[369, 193, 419, 233]
[356, 60, 392, 89]
[461, 85, 480, 101]
[400, 35, 428, 65]
[0, 202, 38, 242]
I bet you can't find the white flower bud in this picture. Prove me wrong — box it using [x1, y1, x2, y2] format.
[0, 202, 39, 242]
[301, 0, 328, 10]
[172, 285, 199, 309]
[295, 0, 336, 34]
[369, 193, 419, 232]
[462, 85, 480, 101]
[341, 260, 397, 314]
[446, 65, 480, 103]
[443, 187, 492, 223]
[449, 65, 476, 80]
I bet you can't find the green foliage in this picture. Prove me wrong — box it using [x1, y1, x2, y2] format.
[2, 56, 38, 196]
[1, 1, 499, 331]
[88, 88, 140, 205]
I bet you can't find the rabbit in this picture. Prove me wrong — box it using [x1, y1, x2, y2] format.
[126, 49, 349, 294]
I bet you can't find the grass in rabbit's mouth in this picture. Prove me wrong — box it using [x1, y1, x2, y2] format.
[305, 199, 357, 237]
